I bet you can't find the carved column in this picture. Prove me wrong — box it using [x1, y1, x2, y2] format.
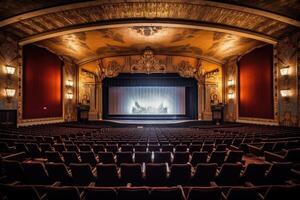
[197, 82, 205, 120]
[98, 81, 103, 120]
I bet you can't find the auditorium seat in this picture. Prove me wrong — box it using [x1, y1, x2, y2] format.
[191, 163, 217, 186]
[69, 163, 95, 186]
[175, 145, 188, 152]
[189, 145, 202, 153]
[22, 162, 52, 185]
[215, 144, 227, 151]
[153, 152, 172, 164]
[96, 164, 120, 186]
[145, 163, 168, 186]
[190, 151, 208, 167]
[216, 163, 243, 186]
[65, 144, 79, 152]
[80, 151, 98, 166]
[46, 186, 82, 200]
[149, 186, 185, 200]
[118, 187, 150, 200]
[79, 144, 92, 152]
[62, 151, 80, 165]
[98, 152, 115, 164]
[148, 145, 160, 152]
[264, 148, 300, 163]
[208, 151, 226, 166]
[264, 162, 293, 184]
[223, 187, 259, 200]
[2, 160, 24, 182]
[161, 145, 174, 152]
[106, 144, 118, 154]
[116, 152, 133, 166]
[168, 164, 191, 186]
[53, 144, 66, 153]
[120, 163, 143, 186]
[202, 144, 214, 154]
[187, 186, 222, 200]
[0, 184, 45, 200]
[92, 144, 105, 153]
[26, 143, 42, 158]
[39, 143, 53, 155]
[134, 145, 147, 152]
[84, 187, 117, 200]
[225, 151, 244, 163]
[240, 163, 270, 185]
[45, 163, 73, 185]
[46, 151, 64, 163]
[248, 142, 275, 156]
[173, 152, 190, 164]
[15, 142, 28, 153]
[135, 152, 152, 164]
[259, 185, 300, 200]
[121, 144, 133, 152]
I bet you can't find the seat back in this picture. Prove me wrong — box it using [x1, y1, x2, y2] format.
[65, 144, 79, 152]
[173, 152, 189, 164]
[216, 163, 242, 186]
[150, 187, 185, 200]
[154, 152, 171, 164]
[266, 162, 292, 184]
[169, 164, 191, 186]
[62, 151, 80, 165]
[190, 151, 208, 167]
[46, 151, 64, 163]
[135, 152, 152, 163]
[192, 163, 217, 186]
[45, 163, 72, 185]
[47, 186, 81, 200]
[225, 187, 259, 200]
[22, 162, 52, 185]
[84, 187, 117, 200]
[241, 163, 270, 184]
[0, 184, 41, 200]
[96, 164, 119, 186]
[116, 152, 133, 165]
[26, 143, 42, 158]
[145, 163, 167, 186]
[209, 151, 226, 166]
[120, 163, 143, 185]
[80, 151, 97, 166]
[2, 160, 24, 181]
[187, 187, 222, 200]
[92, 144, 105, 153]
[225, 151, 243, 163]
[118, 187, 150, 200]
[69, 163, 94, 185]
[98, 152, 115, 164]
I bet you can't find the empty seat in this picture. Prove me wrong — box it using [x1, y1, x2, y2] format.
[92, 144, 105, 153]
[15, 142, 28, 153]
[116, 152, 133, 165]
[2, 160, 24, 182]
[240, 163, 270, 185]
[0, 184, 44, 200]
[80, 151, 98, 166]
[225, 150, 244, 163]
[53, 144, 66, 153]
[26, 143, 42, 158]
[62, 151, 80, 165]
[79, 144, 92, 151]
[150, 186, 185, 200]
[106, 145, 118, 154]
[192, 163, 217, 186]
[216, 163, 243, 186]
[161, 145, 174, 152]
[145, 163, 167, 186]
[135, 152, 152, 163]
[98, 152, 115, 164]
[187, 186, 222, 200]
[121, 145, 133, 152]
[45, 163, 73, 185]
[69, 163, 95, 186]
[264, 148, 300, 163]
[118, 187, 149, 200]
[84, 187, 117, 200]
[46, 151, 64, 163]
[65, 144, 79, 152]
[264, 162, 292, 184]
[22, 162, 52, 185]
[169, 164, 192, 186]
[120, 163, 143, 185]
[215, 144, 227, 151]
[189, 145, 202, 153]
[134, 145, 147, 152]
[47, 186, 82, 200]
[154, 152, 172, 164]
[224, 187, 259, 200]
[208, 151, 226, 166]
[190, 151, 208, 167]
[175, 145, 188, 152]
[96, 164, 120, 186]
[202, 144, 214, 154]
[40, 143, 53, 154]
[148, 145, 160, 152]
[261, 185, 300, 200]
[173, 152, 189, 164]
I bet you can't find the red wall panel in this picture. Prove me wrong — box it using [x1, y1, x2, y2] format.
[238, 45, 274, 119]
[23, 45, 62, 119]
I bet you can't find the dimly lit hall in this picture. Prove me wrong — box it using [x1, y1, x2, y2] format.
[0, 1, 300, 200]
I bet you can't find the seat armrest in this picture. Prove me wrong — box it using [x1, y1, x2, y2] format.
[210, 181, 217, 187]
[230, 145, 239, 150]
[257, 193, 264, 200]
[51, 181, 61, 186]
[248, 144, 262, 156]
[221, 192, 227, 200]
[245, 181, 254, 187]
[264, 151, 284, 162]
[40, 194, 47, 200]
[88, 182, 95, 187]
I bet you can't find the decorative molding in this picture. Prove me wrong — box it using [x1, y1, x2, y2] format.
[131, 26, 162, 37]
[98, 60, 123, 79]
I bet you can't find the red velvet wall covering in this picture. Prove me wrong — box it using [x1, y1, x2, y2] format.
[23, 45, 62, 119]
[238, 45, 274, 119]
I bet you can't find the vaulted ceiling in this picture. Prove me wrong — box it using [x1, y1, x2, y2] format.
[0, 0, 299, 65]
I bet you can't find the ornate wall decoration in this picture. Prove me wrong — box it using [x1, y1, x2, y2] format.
[98, 60, 123, 79]
[131, 26, 162, 37]
[131, 47, 166, 74]
[176, 61, 197, 78]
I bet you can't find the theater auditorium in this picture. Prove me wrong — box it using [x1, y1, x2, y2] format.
[0, 1, 300, 199]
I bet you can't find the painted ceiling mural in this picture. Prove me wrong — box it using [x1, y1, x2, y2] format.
[36, 26, 263, 64]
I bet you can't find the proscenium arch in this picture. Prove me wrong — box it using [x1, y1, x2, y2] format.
[19, 20, 278, 46]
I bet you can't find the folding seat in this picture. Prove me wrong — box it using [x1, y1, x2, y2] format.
[0, 184, 44, 200]
[62, 151, 80, 165]
[80, 151, 98, 166]
[149, 186, 185, 200]
[2, 160, 24, 182]
[118, 187, 150, 200]
[216, 163, 243, 186]
[0, 142, 13, 153]
[44, 136, 54, 145]
[134, 144, 147, 152]
[120, 163, 143, 186]
[92, 144, 105, 153]
[260, 185, 300, 200]
[272, 141, 286, 152]
[187, 186, 222, 200]
[106, 144, 118, 154]
[225, 150, 244, 163]
[22, 162, 52, 185]
[264, 162, 292, 184]
[135, 152, 152, 163]
[191, 163, 217, 186]
[190, 151, 208, 167]
[169, 164, 192, 186]
[84, 187, 117, 200]
[175, 145, 188, 152]
[148, 145, 160, 152]
[145, 163, 168, 186]
[264, 148, 300, 163]
[98, 152, 115, 164]
[79, 144, 92, 151]
[40, 143, 53, 154]
[248, 142, 275, 156]
[173, 152, 190, 164]
[65, 144, 79, 152]
[46, 151, 64, 163]
[46, 186, 82, 200]
[215, 144, 227, 151]
[45, 163, 73, 185]
[153, 151, 172, 164]
[53, 143, 66, 153]
[223, 187, 259, 200]
[96, 164, 120, 186]
[69, 163, 95, 186]
[208, 151, 226, 166]
[26, 143, 42, 158]
[189, 145, 202, 153]
[240, 163, 270, 185]
[15, 142, 28, 153]
[161, 145, 174, 152]
[116, 152, 133, 166]
[121, 144, 133, 152]
[202, 144, 214, 154]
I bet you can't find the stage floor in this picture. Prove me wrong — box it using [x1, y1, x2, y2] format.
[105, 119, 194, 124]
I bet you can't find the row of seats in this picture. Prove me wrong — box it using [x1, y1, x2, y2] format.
[2, 160, 293, 186]
[1, 184, 299, 200]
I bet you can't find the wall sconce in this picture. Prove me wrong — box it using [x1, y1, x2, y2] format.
[280, 66, 289, 76]
[66, 92, 73, 100]
[4, 88, 16, 103]
[227, 79, 234, 86]
[280, 89, 291, 97]
[66, 80, 74, 87]
[4, 65, 15, 75]
[228, 92, 234, 100]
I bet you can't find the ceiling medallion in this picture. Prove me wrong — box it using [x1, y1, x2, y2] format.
[131, 26, 162, 36]
[131, 47, 166, 74]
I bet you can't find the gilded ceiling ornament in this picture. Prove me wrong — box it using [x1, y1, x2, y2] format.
[131, 26, 162, 36]
[176, 61, 197, 78]
[131, 47, 166, 74]
[98, 60, 123, 80]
